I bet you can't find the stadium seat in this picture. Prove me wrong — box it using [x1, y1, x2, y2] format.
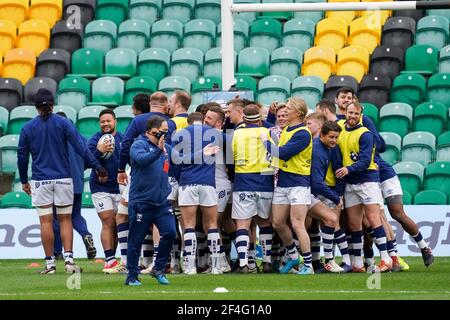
[0, 20, 16, 55]
[117, 19, 150, 54]
[68, 48, 104, 79]
[257, 75, 291, 107]
[393, 161, 424, 198]
[54, 105, 77, 124]
[348, 17, 381, 54]
[129, 0, 161, 25]
[233, 0, 258, 24]
[216, 19, 249, 53]
[114, 105, 134, 133]
[17, 20, 50, 56]
[358, 75, 391, 109]
[359, 0, 392, 25]
[269, 47, 303, 81]
[8, 106, 37, 134]
[379, 102, 413, 137]
[414, 190, 447, 205]
[150, 19, 183, 53]
[293, 0, 325, 24]
[0, 78, 23, 111]
[402, 45, 438, 76]
[302, 46, 336, 82]
[50, 20, 83, 54]
[361, 102, 379, 127]
[0, 106, 8, 136]
[35, 49, 71, 83]
[194, 0, 221, 24]
[162, 0, 194, 24]
[439, 45, 450, 73]
[0, 0, 28, 26]
[89, 77, 124, 107]
[83, 20, 117, 55]
[382, 16, 416, 51]
[29, 0, 62, 28]
[282, 18, 315, 53]
[437, 132, 450, 162]
[63, 0, 96, 27]
[158, 76, 191, 96]
[191, 76, 221, 106]
[233, 74, 258, 93]
[123, 76, 157, 105]
[336, 46, 369, 82]
[249, 18, 283, 53]
[314, 17, 348, 54]
[380, 132, 401, 165]
[183, 19, 216, 54]
[103, 48, 137, 79]
[323, 76, 358, 101]
[326, 0, 357, 24]
[415, 15, 449, 50]
[137, 48, 171, 82]
[369, 45, 404, 81]
[393, 3, 424, 23]
[95, 0, 129, 26]
[0, 191, 32, 208]
[0, 134, 19, 172]
[402, 190, 412, 205]
[77, 105, 107, 138]
[57, 77, 90, 112]
[427, 0, 450, 21]
[238, 47, 270, 77]
[427, 73, 450, 109]
[23, 77, 57, 105]
[260, 0, 293, 21]
[170, 48, 204, 82]
[81, 192, 94, 208]
[423, 161, 450, 197]
[413, 102, 447, 138]
[401, 131, 436, 166]
[390, 74, 426, 108]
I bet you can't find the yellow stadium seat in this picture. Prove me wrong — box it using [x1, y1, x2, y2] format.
[315, 17, 348, 53]
[3, 48, 36, 85]
[326, 0, 359, 25]
[360, 0, 392, 25]
[0, 52, 3, 76]
[348, 16, 381, 54]
[336, 46, 369, 82]
[17, 20, 50, 56]
[0, 0, 29, 26]
[0, 20, 16, 55]
[29, 0, 62, 28]
[302, 46, 336, 82]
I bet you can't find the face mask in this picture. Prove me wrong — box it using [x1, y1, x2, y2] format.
[153, 131, 168, 139]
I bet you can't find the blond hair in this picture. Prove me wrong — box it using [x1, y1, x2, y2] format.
[288, 97, 308, 120]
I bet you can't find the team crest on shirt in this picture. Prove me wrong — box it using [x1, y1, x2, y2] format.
[136, 213, 143, 222]
[350, 151, 359, 162]
[35, 182, 40, 189]
[218, 190, 226, 199]
[239, 193, 246, 201]
[99, 202, 104, 208]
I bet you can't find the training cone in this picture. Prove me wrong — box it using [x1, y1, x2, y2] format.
[95, 259, 104, 264]
[213, 287, 228, 293]
[28, 262, 41, 268]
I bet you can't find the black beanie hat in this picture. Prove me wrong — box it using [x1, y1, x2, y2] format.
[35, 88, 55, 107]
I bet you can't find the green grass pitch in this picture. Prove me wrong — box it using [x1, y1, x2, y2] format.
[0, 257, 449, 300]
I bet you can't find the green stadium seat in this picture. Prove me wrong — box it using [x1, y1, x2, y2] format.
[413, 102, 447, 138]
[150, 19, 183, 53]
[379, 102, 413, 137]
[234, 74, 258, 92]
[0, 191, 32, 208]
[362, 103, 379, 127]
[402, 190, 412, 205]
[194, 0, 221, 24]
[170, 48, 204, 82]
[257, 75, 291, 106]
[123, 76, 157, 105]
[293, 0, 325, 23]
[0, 106, 8, 136]
[159, 76, 191, 97]
[8, 106, 37, 135]
[137, 48, 171, 82]
[282, 18, 315, 53]
[415, 15, 449, 50]
[260, 0, 293, 21]
[117, 19, 150, 54]
[427, 73, 450, 109]
[439, 45, 450, 73]
[83, 20, 117, 55]
[269, 47, 303, 81]
[54, 105, 77, 124]
[424, 161, 450, 197]
[77, 105, 107, 138]
[11, 181, 23, 192]
[68, 48, 104, 79]
[437, 132, 450, 162]
[183, 19, 216, 54]
[402, 45, 439, 76]
[162, 0, 194, 24]
[390, 74, 426, 109]
[204, 48, 237, 78]
[103, 48, 137, 79]
[249, 18, 282, 52]
[291, 76, 324, 109]
[414, 190, 447, 205]
[114, 105, 134, 133]
[393, 161, 424, 198]
[380, 132, 401, 166]
[238, 47, 270, 77]
[95, 0, 129, 26]
[57, 76, 91, 112]
[81, 192, 94, 208]
[401, 131, 436, 166]
[233, 0, 258, 24]
[191, 76, 222, 105]
[216, 19, 249, 53]
[427, 0, 450, 21]
[0, 134, 19, 172]
[129, 0, 161, 25]
[89, 77, 124, 107]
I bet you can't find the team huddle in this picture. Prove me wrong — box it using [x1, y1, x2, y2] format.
[17, 87, 434, 285]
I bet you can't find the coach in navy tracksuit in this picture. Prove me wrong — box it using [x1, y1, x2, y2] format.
[125, 115, 176, 286]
